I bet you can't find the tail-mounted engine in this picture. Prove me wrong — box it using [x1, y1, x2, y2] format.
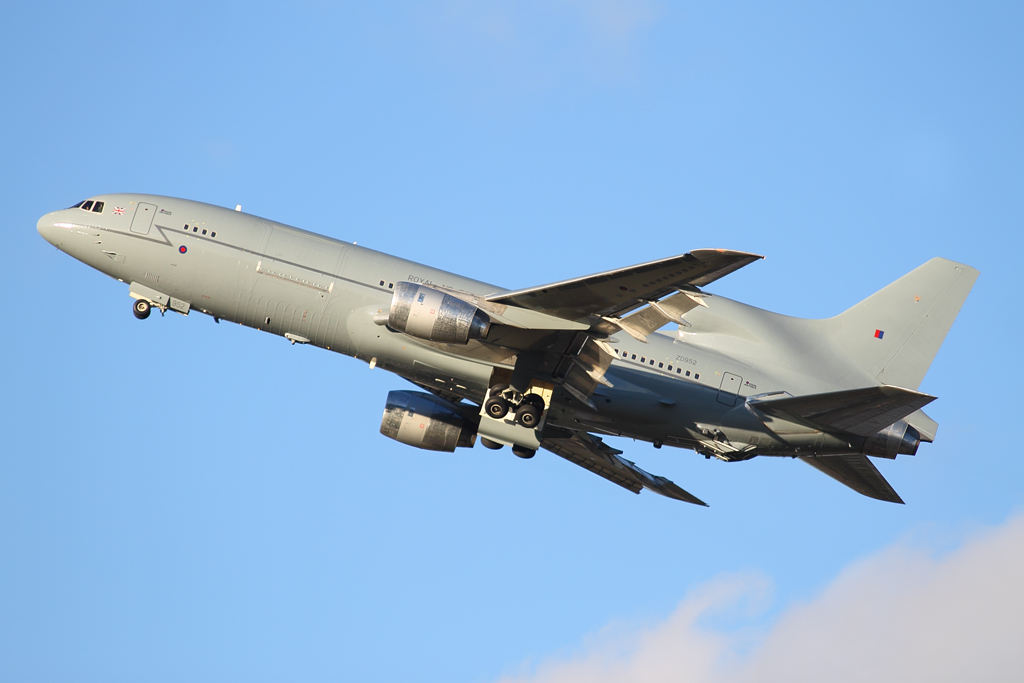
[861, 421, 922, 459]
[386, 282, 490, 344]
[379, 390, 477, 452]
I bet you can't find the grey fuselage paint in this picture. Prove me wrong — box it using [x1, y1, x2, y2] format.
[36, 194, 908, 459]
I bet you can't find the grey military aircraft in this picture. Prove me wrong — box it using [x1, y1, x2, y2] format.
[38, 194, 978, 505]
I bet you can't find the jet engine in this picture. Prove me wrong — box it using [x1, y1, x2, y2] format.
[387, 282, 490, 344]
[862, 421, 922, 458]
[379, 390, 477, 452]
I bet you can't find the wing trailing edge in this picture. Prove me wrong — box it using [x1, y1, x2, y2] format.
[541, 433, 708, 506]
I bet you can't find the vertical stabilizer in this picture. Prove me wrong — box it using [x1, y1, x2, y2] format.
[824, 258, 979, 390]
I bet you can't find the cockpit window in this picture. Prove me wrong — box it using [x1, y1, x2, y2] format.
[69, 200, 85, 209]
[92, 201, 104, 213]
[81, 200, 94, 211]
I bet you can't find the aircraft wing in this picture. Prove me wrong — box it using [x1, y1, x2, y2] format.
[473, 249, 762, 409]
[541, 432, 708, 506]
[486, 249, 763, 324]
[801, 454, 904, 504]
[748, 385, 936, 437]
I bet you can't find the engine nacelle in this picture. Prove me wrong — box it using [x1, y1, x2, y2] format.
[387, 282, 490, 344]
[379, 390, 477, 452]
[862, 421, 921, 459]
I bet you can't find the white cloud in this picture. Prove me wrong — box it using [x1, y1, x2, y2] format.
[495, 513, 1024, 683]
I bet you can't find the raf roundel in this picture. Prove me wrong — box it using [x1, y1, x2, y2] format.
[179, 245, 187, 254]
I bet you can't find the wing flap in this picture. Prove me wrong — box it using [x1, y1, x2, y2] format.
[748, 385, 936, 438]
[801, 454, 904, 504]
[608, 290, 708, 342]
[541, 432, 707, 505]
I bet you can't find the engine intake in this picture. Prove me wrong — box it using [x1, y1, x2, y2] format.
[379, 390, 477, 452]
[388, 282, 490, 344]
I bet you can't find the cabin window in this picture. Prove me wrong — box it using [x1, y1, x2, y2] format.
[379, 280, 385, 286]
[640, 357, 646, 363]
[695, 373, 700, 380]
[676, 368, 682, 374]
[668, 365, 673, 371]
[184, 224, 189, 230]
[211, 232, 216, 237]
[686, 370, 691, 376]
[631, 354, 636, 360]
[650, 359, 655, 366]
[92, 201, 104, 213]
[81, 200, 94, 211]
[202, 229, 207, 235]
[658, 362, 664, 368]
[193, 226, 198, 232]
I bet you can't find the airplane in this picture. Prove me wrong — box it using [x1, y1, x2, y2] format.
[37, 194, 979, 506]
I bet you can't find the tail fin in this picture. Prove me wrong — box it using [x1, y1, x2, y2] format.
[824, 258, 979, 390]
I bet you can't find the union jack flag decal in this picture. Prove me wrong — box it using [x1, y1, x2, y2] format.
[113, 206, 125, 215]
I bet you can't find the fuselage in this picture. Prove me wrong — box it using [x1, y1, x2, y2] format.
[36, 194, 896, 460]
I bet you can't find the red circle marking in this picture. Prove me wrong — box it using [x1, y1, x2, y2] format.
[179, 245, 187, 254]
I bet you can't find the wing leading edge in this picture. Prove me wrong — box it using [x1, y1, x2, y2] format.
[487, 249, 763, 323]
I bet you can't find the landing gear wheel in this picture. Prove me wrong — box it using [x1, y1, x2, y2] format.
[480, 437, 504, 451]
[521, 394, 545, 409]
[485, 395, 510, 419]
[132, 299, 151, 320]
[515, 403, 542, 428]
[512, 445, 536, 459]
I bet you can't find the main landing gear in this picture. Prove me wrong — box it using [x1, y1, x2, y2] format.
[511, 445, 536, 459]
[480, 384, 544, 460]
[485, 385, 545, 428]
[132, 299, 152, 320]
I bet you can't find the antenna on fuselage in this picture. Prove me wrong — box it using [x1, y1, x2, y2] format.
[235, 204, 242, 212]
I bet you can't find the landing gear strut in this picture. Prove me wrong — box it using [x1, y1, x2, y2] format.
[132, 299, 152, 320]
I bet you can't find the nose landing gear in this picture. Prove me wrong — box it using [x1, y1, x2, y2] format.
[132, 299, 151, 320]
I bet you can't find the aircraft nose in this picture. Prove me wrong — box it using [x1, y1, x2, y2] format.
[37, 212, 60, 246]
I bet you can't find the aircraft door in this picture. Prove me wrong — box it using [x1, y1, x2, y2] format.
[717, 372, 742, 406]
[130, 203, 157, 235]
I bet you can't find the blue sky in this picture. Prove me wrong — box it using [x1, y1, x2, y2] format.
[3, 2, 1023, 680]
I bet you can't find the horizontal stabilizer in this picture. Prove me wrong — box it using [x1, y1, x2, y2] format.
[542, 433, 707, 506]
[749, 385, 936, 438]
[801, 454, 904, 504]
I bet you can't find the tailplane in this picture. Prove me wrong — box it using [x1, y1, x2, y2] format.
[823, 258, 979, 391]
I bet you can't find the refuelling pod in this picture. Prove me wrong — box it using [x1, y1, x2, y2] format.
[861, 421, 921, 459]
[386, 282, 490, 344]
[380, 390, 477, 452]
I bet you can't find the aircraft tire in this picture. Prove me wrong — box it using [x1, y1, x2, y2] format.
[132, 299, 151, 320]
[480, 437, 504, 450]
[521, 394, 545, 409]
[511, 445, 536, 459]
[515, 403, 541, 428]
[485, 396, 510, 419]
